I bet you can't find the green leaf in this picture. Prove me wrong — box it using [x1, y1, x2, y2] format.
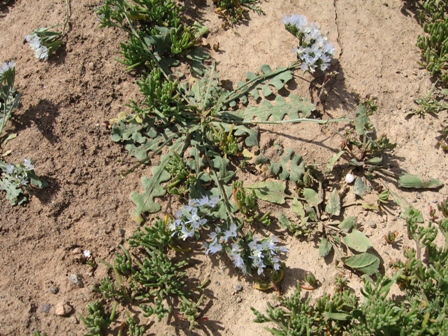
[130, 156, 171, 223]
[234, 95, 315, 122]
[324, 150, 345, 175]
[319, 238, 332, 257]
[325, 189, 340, 216]
[338, 217, 356, 232]
[292, 197, 305, 219]
[303, 188, 322, 207]
[268, 149, 304, 183]
[355, 103, 368, 136]
[341, 252, 380, 275]
[322, 312, 352, 321]
[246, 181, 287, 204]
[398, 173, 443, 189]
[343, 230, 372, 252]
[354, 177, 369, 197]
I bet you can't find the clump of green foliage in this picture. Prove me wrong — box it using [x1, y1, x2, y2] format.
[80, 301, 118, 336]
[213, 0, 265, 26]
[93, 217, 204, 331]
[252, 204, 448, 335]
[415, 0, 448, 85]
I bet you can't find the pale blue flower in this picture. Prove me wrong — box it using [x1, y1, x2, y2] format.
[5, 164, 15, 175]
[0, 61, 15, 77]
[223, 222, 238, 242]
[205, 240, 222, 255]
[23, 159, 34, 171]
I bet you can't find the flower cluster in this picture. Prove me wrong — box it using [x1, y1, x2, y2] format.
[230, 235, 288, 275]
[0, 158, 35, 187]
[283, 14, 335, 73]
[169, 196, 219, 240]
[24, 28, 63, 62]
[0, 61, 15, 78]
[169, 197, 288, 277]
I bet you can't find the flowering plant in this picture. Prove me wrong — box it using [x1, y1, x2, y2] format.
[169, 196, 288, 276]
[0, 158, 48, 205]
[283, 14, 335, 73]
[0, 61, 21, 136]
[24, 28, 63, 61]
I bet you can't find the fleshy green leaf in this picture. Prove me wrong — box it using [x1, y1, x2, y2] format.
[246, 181, 287, 204]
[325, 189, 340, 216]
[338, 217, 356, 232]
[319, 238, 332, 257]
[398, 173, 443, 189]
[303, 188, 322, 207]
[341, 252, 380, 275]
[343, 230, 372, 252]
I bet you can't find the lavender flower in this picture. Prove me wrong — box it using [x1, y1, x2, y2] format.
[283, 14, 335, 73]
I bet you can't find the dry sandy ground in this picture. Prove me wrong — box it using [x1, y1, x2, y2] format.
[0, 0, 447, 335]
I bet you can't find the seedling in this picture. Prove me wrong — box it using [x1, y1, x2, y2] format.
[384, 231, 400, 244]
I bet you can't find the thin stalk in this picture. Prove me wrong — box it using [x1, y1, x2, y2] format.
[62, 0, 71, 37]
[216, 116, 351, 125]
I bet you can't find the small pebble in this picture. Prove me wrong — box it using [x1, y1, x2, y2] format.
[49, 285, 59, 294]
[54, 302, 73, 316]
[233, 284, 243, 294]
[236, 296, 242, 303]
[369, 221, 377, 229]
[68, 273, 84, 287]
[71, 248, 82, 254]
[40, 304, 51, 313]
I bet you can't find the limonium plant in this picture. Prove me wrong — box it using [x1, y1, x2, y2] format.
[23, 0, 71, 61]
[283, 14, 335, 72]
[24, 28, 63, 61]
[0, 158, 48, 205]
[169, 197, 288, 276]
[0, 61, 20, 136]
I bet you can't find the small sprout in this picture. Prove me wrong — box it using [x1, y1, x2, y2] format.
[384, 231, 399, 244]
[301, 271, 318, 290]
[437, 198, 448, 218]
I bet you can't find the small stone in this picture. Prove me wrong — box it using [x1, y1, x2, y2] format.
[233, 284, 243, 294]
[49, 285, 59, 294]
[236, 296, 242, 303]
[40, 304, 51, 313]
[369, 221, 377, 229]
[215, 281, 220, 286]
[71, 248, 82, 254]
[54, 302, 73, 316]
[68, 273, 84, 287]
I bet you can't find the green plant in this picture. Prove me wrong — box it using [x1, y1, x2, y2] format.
[253, 204, 448, 335]
[415, 0, 448, 84]
[24, 0, 71, 61]
[0, 61, 20, 138]
[213, 0, 264, 26]
[407, 84, 448, 117]
[0, 158, 48, 205]
[80, 301, 118, 336]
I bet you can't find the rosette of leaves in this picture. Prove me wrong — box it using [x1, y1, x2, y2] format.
[113, 60, 317, 224]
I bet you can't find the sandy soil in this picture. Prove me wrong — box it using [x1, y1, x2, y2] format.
[0, 0, 447, 335]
